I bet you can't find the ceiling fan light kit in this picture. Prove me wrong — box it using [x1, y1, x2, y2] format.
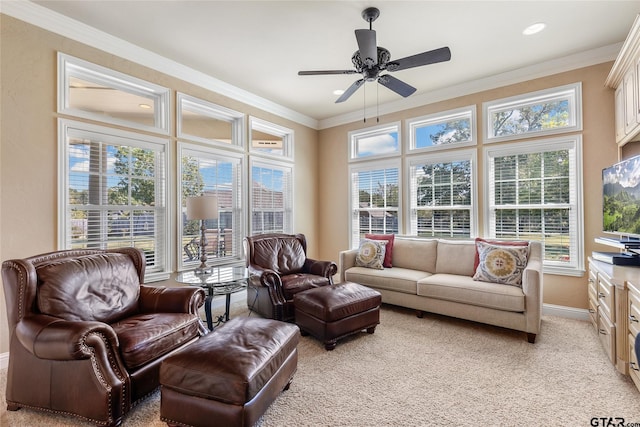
[298, 7, 451, 103]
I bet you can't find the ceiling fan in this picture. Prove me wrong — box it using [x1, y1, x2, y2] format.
[298, 7, 451, 103]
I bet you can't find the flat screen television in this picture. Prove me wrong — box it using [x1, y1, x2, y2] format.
[603, 155, 640, 239]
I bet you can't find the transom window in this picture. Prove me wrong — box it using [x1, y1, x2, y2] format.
[177, 93, 244, 149]
[484, 83, 582, 142]
[408, 106, 476, 152]
[349, 122, 401, 160]
[58, 53, 170, 134]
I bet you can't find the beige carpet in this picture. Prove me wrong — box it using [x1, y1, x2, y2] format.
[2, 304, 640, 426]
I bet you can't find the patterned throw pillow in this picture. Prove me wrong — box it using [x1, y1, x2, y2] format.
[365, 233, 395, 267]
[472, 241, 530, 287]
[355, 239, 387, 270]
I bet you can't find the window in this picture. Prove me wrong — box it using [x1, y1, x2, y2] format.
[485, 136, 583, 275]
[250, 159, 293, 235]
[58, 53, 170, 134]
[249, 117, 293, 158]
[484, 83, 582, 142]
[408, 106, 476, 152]
[177, 93, 244, 149]
[178, 143, 244, 270]
[349, 122, 401, 160]
[350, 160, 401, 247]
[58, 120, 169, 281]
[408, 150, 476, 237]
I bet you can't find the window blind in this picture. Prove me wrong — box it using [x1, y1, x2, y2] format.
[63, 126, 168, 276]
[350, 166, 399, 247]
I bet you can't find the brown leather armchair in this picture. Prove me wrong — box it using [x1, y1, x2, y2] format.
[2, 248, 206, 427]
[244, 233, 337, 322]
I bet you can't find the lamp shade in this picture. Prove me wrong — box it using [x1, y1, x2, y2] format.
[186, 196, 218, 220]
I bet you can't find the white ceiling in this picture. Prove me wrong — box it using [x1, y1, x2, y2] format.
[26, 1, 640, 125]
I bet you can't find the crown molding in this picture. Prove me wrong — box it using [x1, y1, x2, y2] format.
[318, 43, 621, 130]
[0, 0, 319, 130]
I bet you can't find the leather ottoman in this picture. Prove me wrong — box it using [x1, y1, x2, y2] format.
[159, 317, 300, 427]
[293, 281, 381, 350]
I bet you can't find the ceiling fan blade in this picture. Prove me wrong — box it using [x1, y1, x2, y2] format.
[355, 29, 377, 66]
[378, 75, 416, 98]
[298, 70, 358, 76]
[336, 79, 365, 103]
[388, 47, 451, 72]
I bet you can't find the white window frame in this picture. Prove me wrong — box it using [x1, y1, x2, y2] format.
[58, 53, 170, 135]
[349, 122, 401, 161]
[483, 83, 582, 143]
[483, 135, 584, 276]
[249, 116, 294, 160]
[249, 157, 294, 235]
[177, 142, 245, 271]
[349, 158, 402, 249]
[406, 149, 477, 238]
[58, 119, 171, 282]
[407, 106, 476, 153]
[177, 93, 245, 150]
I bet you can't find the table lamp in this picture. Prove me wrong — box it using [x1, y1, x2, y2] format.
[186, 195, 218, 274]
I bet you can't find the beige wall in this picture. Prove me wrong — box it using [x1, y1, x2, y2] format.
[317, 62, 620, 310]
[0, 15, 319, 354]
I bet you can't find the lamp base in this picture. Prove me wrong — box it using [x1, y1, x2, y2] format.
[194, 265, 212, 275]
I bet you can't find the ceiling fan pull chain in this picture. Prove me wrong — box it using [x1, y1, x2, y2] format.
[363, 82, 366, 123]
[376, 84, 380, 123]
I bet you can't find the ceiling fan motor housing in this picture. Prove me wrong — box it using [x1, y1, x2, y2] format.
[352, 47, 391, 80]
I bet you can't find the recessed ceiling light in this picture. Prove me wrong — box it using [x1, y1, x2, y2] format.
[138, 103, 152, 109]
[333, 89, 345, 96]
[523, 22, 546, 36]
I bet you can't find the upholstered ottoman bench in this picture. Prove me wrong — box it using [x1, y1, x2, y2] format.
[159, 317, 300, 427]
[293, 281, 381, 350]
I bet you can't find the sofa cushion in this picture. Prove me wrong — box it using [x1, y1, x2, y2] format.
[36, 253, 140, 323]
[435, 240, 476, 276]
[391, 238, 438, 272]
[112, 312, 202, 369]
[365, 233, 395, 267]
[355, 239, 387, 270]
[417, 274, 525, 312]
[345, 266, 431, 294]
[473, 241, 530, 287]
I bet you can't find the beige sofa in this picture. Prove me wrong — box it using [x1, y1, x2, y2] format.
[339, 237, 543, 343]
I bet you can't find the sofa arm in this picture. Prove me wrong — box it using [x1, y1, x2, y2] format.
[338, 249, 358, 283]
[15, 314, 119, 361]
[303, 258, 337, 282]
[139, 285, 205, 314]
[521, 246, 543, 338]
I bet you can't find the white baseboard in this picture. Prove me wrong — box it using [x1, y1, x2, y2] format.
[0, 299, 586, 370]
[543, 303, 590, 321]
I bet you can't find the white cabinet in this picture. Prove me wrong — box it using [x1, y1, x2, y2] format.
[623, 67, 637, 136]
[606, 15, 640, 146]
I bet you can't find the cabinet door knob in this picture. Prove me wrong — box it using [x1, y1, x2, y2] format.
[589, 308, 595, 314]
[631, 361, 640, 372]
[630, 314, 639, 323]
[588, 278, 594, 283]
[599, 328, 608, 335]
[598, 292, 606, 299]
